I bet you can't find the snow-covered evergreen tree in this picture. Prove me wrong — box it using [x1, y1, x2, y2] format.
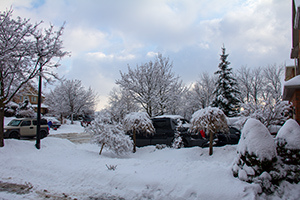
[123, 112, 155, 152]
[232, 118, 280, 194]
[211, 46, 240, 117]
[85, 111, 133, 155]
[190, 107, 228, 155]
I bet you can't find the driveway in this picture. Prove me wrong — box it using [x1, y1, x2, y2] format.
[49, 132, 90, 144]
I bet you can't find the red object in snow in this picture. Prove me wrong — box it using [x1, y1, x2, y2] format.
[200, 130, 205, 138]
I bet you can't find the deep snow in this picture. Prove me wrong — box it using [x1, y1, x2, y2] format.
[1, 120, 300, 199]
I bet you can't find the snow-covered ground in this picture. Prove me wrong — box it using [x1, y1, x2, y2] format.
[1, 119, 300, 199]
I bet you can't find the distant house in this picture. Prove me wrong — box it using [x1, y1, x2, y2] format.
[13, 83, 48, 115]
[283, 0, 300, 124]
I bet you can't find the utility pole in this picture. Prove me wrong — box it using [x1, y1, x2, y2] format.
[35, 55, 44, 149]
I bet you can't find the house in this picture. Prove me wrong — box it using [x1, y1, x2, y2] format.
[13, 83, 48, 115]
[282, 0, 300, 124]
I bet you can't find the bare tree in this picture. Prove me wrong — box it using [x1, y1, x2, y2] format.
[263, 64, 284, 101]
[235, 66, 252, 103]
[107, 87, 140, 123]
[116, 54, 185, 117]
[193, 72, 216, 108]
[0, 9, 68, 147]
[250, 67, 264, 104]
[45, 79, 97, 124]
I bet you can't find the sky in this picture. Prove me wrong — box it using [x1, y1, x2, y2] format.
[0, 0, 295, 110]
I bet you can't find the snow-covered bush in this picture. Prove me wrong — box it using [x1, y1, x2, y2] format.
[239, 100, 292, 129]
[4, 101, 18, 117]
[275, 119, 300, 183]
[16, 100, 36, 118]
[232, 118, 279, 194]
[85, 111, 133, 155]
[123, 112, 155, 152]
[171, 132, 184, 149]
[190, 107, 228, 155]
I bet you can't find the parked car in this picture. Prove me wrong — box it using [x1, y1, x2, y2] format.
[4, 118, 49, 139]
[80, 115, 94, 127]
[130, 115, 207, 148]
[44, 117, 61, 129]
[212, 126, 241, 146]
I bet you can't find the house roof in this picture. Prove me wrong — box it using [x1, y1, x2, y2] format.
[283, 75, 300, 100]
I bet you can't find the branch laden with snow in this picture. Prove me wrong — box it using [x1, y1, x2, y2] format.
[85, 111, 133, 155]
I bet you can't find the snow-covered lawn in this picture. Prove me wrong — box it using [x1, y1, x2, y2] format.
[0, 138, 248, 200]
[1, 120, 300, 199]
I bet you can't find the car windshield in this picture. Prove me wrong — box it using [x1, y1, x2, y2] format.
[7, 120, 22, 126]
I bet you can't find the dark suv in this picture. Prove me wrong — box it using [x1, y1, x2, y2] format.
[133, 115, 207, 147]
[131, 115, 241, 148]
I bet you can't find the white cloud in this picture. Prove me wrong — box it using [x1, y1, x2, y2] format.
[146, 51, 159, 58]
[63, 27, 108, 57]
[1, 0, 294, 110]
[86, 52, 135, 61]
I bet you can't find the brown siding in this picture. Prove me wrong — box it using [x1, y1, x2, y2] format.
[291, 89, 300, 124]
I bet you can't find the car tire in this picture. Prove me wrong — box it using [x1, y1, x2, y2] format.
[9, 132, 20, 139]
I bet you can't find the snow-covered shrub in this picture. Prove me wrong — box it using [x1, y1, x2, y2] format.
[4, 101, 18, 117]
[190, 107, 228, 155]
[171, 132, 184, 149]
[16, 100, 36, 118]
[123, 112, 155, 152]
[232, 118, 279, 194]
[275, 119, 300, 183]
[239, 100, 292, 129]
[86, 111, 133, 155]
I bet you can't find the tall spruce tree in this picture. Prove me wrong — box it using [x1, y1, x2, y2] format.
[211, 46, 240, 117]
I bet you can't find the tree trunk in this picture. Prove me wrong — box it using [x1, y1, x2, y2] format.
[209, 131, 213, 156]
[0, 106, 4, 147]
[71, 113, 74, 124]
[133, 129, 136, 153]
[60, 114, 63, 124]
[99, 143, 105, 155]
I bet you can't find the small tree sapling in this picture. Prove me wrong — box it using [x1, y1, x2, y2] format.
[190, 107, 228, 155]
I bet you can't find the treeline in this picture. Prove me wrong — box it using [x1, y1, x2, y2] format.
[105, 50, 290, 129]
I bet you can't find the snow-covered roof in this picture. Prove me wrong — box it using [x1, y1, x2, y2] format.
[153, 115, 184, 120]
[285, 75, 300, 86]
[283, 75, 300, 100]
[31, 103, 49, 108]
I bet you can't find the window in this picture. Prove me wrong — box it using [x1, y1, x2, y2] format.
[8, 120, 22, 126]
[31, 96, 37, 103]
[33, 119, 47, 125]
[21, 120, 31, 126]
